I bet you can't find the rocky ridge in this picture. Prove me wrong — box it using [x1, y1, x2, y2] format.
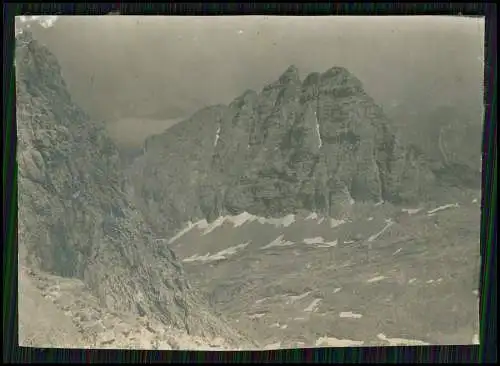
[131, 65, 438, 237]
[16, 30, 254, 349]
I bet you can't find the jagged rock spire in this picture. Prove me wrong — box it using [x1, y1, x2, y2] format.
[279, 64, 301, 85]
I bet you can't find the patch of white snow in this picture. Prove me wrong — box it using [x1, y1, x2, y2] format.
[314, 112, 322, 148]
[315, 336, 364, 347]
[261, 235, 294, 249]
[306, 212, 318, 220]
[213, 126, 220, 147]
[182, 242, 249, 263]
[427, 203, 459, 215]
[226, 212, 257, 227]
[258, 214, 296, 228]
[339, 311, 363, 319]
[377, 333, 429, 346]
[367, 275, 387, 283]
[330, 218, 347, 228]
[168, 221, 195, 244]
[202, 216, 226, 235]
[392, 248, 402, 255]
[402, 208, 422, 215]
[303, 237, 338, 247]
[304, 299, 322, 313]
[285, 291, 311, 304]
[367, 220, 394, 242]
[263, 342, 282, 349]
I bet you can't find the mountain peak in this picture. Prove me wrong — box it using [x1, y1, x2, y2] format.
[316, 66, 364, 96]
[322, 66, 350, 77]
[278, 64, 300, 84]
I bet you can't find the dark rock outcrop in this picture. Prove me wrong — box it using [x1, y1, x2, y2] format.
[130, 65, 438, 236]
[16, 31, 252, 346]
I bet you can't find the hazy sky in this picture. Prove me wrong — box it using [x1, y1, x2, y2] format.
[24, 16, 485, 148]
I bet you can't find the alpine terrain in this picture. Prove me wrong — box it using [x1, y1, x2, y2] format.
[16, 28, 482, 349]
[16, 30, 256, 350]
[129, 65, 482, 346]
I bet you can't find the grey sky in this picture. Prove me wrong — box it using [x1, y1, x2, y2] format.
[27, 16, 485, 148]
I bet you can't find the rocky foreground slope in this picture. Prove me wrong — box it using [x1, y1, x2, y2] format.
[130, 65, 458, 238]
[16, 31, 254, 349]
[19, 266, 245, 350]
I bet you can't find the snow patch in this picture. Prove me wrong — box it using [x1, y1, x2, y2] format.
[227, 212, 258, 227]
[367, 275, 386, 283]
[427, 203, 459, 215]
[333, 287, 342, 294]
[248, 312, 266, 320]
[194, 219, 209, 229]
[306, 212, 318, 220]
[367, 220, 393, 242]
[330, 218, 347, 228]
[263, 342, 282, 350]
[258, 214, 296, 228]
[202, 216, 226, 235]
[408, 278, 417, 284]
[402, 208, 422, 215]
[213, 126, 220, 147]
[392, 248, 402, 255]
[261, 235, 294, 249]
[315, 336, 364, 347]
[339, 311, 363, 319]
[377, 333, 430, 346]
[255, 297, 269, 304]
[303, 237, 338, 248]
[426, 277, 443, 284]
[285, 291, 311, 304]
[304, 299, 322, 312]
[303, 237, 324, 245]
[314, 112, 322, 148]
[168, 221, 196, 244]
[182, 242, 249, 263]
[185, 212, 295, 236]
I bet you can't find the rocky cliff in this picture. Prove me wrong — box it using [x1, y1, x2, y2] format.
[16, 31, 252, 347]
[131, 65, 438, 236]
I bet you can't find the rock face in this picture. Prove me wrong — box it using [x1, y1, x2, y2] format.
[16, 31, 252, 347]
[410, 105, 482, 188]
[131, 65, 437, 236]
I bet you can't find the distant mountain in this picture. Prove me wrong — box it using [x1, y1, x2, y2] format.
[130, 65, 443, 236]
[15, 31, 253, 348]
[409, 105, 482, 188]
